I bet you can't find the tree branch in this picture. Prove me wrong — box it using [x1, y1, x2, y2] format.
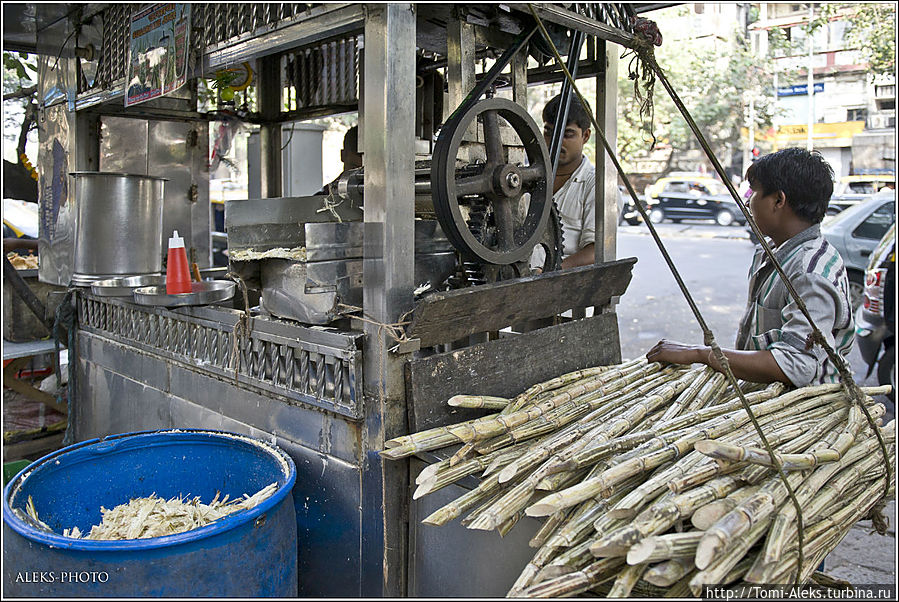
[3, 85, 37, 101]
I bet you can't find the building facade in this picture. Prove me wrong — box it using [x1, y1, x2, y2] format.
[749, 3, 895, 178]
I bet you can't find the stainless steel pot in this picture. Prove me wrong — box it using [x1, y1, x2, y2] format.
[69, 172, 166, 286]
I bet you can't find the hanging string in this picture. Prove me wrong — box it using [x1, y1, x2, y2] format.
[620, 16, 662, 149]
[225, 271, 252, 384]
[527, 5, 813, 582]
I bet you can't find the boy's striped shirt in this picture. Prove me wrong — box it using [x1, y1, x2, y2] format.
[735, 224, 854, 386]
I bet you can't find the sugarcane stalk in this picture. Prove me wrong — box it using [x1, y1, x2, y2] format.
[695, 414, 853, 571]
[537, 538, 597, 581]
[746, 479, 875, 583]
[451, 363, 669, 444]
[448, 395, 510, 410]
[626, 531, 704, 565]
[497, 511, 523, 537]
[422, 471, 508, 526]
[510, 534, 568, 596]
[758, 427, 893, 568]
[606, 562, 647, 598]
[605, 449, 710, 520]
[499, 371, 682, 483]
[657, 365, 716, 423]
[684, 372, 728, 413]
[695, 440, 841, 470]
[459, 489, 507, 528]
[415, 442, 529, 498]
[547, 475, 642, 548]
[511, 359, 643, 408]
[690, 515, 771, 595]
[643, 557, 694, 587]
[529, 507, 573, 548]
[690, 486, 761, 531]
[662, 570, 697, 598]
[514, 557, 626, 598]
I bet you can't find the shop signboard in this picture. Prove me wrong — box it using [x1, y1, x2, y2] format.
[126, 3, 191, 107]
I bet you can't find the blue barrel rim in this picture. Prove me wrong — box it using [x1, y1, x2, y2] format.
[2, 429, 296, 551]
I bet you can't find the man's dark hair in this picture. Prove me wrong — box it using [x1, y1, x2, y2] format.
[745, 147, 834, 224]
[542, 94, 593, 131]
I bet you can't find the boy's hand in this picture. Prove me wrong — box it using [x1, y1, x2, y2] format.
[646, 339, 705, 366]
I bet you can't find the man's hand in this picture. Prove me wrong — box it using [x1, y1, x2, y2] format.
[646, 339, 705, 366]
[647, 339, 791, 385]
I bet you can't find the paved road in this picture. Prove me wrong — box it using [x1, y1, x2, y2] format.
[614, 220, 896, 588]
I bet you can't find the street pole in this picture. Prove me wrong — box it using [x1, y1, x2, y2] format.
[807, 2, 815, 150]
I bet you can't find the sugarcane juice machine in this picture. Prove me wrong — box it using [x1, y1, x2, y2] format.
[27, 3, 640, 597]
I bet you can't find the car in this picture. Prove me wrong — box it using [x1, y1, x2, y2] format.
[855, 223, 895, 404]
[646, 177, 747, 226]
[827, 174, 895, 215]
[821, 190, 896, 311]
[643, 172, 719, 201]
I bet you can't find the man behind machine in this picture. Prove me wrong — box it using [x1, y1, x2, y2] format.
[317, 125, 363, 196]
[534, 94, 598, 271]
[648, 148, 854, 387]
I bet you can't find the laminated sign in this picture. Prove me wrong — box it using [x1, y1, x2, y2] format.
[126, 3, 191, 107]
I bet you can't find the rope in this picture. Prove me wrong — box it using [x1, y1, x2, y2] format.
[53, 288, 78, 446]
[620, 17, 662, 149]
[337, 304, 413, 404]
[225, 272, 252, 384]
[526, 5, 812, 582]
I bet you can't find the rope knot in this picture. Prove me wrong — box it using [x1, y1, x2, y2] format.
[804, 331, 826, 351]
[629, 16, 663, 48]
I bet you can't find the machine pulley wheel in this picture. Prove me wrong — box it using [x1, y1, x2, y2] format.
[432, 97, 552, 265]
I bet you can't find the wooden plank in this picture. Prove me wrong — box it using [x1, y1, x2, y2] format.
[407, 259, 635, 348]
[3, 433, 65, 462]
[405, 312, 621, 432]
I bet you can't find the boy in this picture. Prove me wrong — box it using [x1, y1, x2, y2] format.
[647, 148, 854, 387]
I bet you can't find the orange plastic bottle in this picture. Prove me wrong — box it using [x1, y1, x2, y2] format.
[166, 230, 192, 294]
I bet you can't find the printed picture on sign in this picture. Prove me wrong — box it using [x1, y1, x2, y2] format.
[126, 3, 191, 107]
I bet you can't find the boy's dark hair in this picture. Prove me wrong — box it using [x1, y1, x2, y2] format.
[745, 147, 834, 224]
[542, 94, 593, 131]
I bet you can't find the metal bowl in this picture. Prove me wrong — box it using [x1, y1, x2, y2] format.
[90, 274, 166, 297]
[132, 280, 236, 307]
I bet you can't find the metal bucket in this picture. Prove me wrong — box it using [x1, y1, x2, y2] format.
[70, 172, 166, 286]
[2, 429, 298, 597]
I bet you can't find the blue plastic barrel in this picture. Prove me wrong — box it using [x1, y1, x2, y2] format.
[2, 429, 298, 597]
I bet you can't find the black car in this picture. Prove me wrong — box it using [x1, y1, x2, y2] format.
[647, 179, 747, 226]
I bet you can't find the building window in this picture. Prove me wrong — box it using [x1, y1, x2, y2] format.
[876, 99, 895, 111]
[847, 108, 867, 122]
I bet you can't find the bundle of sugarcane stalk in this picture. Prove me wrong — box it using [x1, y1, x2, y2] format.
[380, 358, 895, 597]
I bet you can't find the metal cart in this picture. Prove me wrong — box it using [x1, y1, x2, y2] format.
[6, 3, 661, 595]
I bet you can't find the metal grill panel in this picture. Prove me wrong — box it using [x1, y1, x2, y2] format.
[77, 293, 363, 419]
[282, 34, 359, 112]
[89, 3, 324, 94]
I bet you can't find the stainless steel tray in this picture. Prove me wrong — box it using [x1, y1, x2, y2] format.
[90, 274, 167, 297]
[132, 281, 236, 307]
